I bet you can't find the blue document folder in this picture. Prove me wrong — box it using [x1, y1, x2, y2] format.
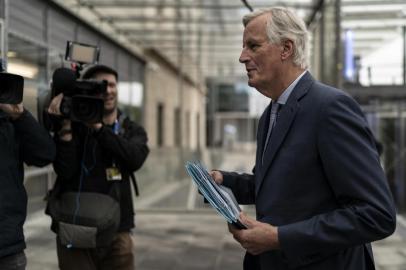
[185, 161, 247, 229]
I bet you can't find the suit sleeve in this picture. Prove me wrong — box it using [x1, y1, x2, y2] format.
[13, 110, 55, 167]
[221, 168, 256, 205]
[96, 120, 149, 172]
[278, 94, 396, 264]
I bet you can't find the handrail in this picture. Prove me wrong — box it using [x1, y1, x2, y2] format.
[24, 165, 55, 190]
[24, 165, 53, 179]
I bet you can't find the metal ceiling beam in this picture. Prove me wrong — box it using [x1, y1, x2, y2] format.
[154, 51, 241, 55]
[350, 26, 401, 32]
[126, 34, 243, 40]
[147, 47, 243, 52]
[352, 36, 395, 42]
[79, 1, 314, 9]
[111, 16, 242, 25]
[341, 0, 406, 6]
[133, 35, 386, 45]
[306, 0, 324, 25]
[351, 29, 399, 35]
[343, 13, 406, 21]
[241, 0, 253, 12]
[109, 17, 244, 24]
[150, 48, 241, 52]
[129, 38, 242, 43]
[342, 21, 405, 30]
[342, 19, 406, 28]
[119, 29, 243, 36]
[118, 29, 242, 37]
[147, 45, 242, 49]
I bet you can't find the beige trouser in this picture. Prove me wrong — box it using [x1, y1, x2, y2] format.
[57, 232, 135, 270]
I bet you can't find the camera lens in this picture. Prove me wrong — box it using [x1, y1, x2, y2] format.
[71, 96, 104, 123]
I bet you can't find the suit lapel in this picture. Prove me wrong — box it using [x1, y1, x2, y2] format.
[255, 102, 299, 195]
[255, 72, 314, 196]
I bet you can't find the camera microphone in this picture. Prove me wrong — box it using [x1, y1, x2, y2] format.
[52, 68, 76, 96]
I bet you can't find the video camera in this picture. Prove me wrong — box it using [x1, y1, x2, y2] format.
[0, 59, 24, 104]
[50, 41, 106, 124]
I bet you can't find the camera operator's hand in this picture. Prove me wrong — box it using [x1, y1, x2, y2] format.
[57, 119, 73, 141]
[47, 93, 64, 116]
[0, 103, 24, 120]
[48, 94, 73, 141]
[86, 122, 103, 132]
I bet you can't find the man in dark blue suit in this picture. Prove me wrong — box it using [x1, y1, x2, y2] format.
[210, 7, 396, 270]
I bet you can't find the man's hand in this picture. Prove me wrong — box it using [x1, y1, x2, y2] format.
[86, 122, 103, 131]
[47, 93, 64, 116]
[229, 212, 280, 255]
[210, 170, 224, 185]
[48, 94, 73, 141]
[0, 103, 24, 120]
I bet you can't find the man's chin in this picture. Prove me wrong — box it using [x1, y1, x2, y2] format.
[247, 79, 256, 88]
[103, 106, 116, 116]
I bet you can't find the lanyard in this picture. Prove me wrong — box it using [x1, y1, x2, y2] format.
[113, 119, 120, 135]
[111, 119, 120, 168]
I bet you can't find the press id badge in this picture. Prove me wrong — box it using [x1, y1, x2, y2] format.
[106, 167, 122, 181]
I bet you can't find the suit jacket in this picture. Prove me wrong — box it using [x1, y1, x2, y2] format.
[222, 72, 396, 270]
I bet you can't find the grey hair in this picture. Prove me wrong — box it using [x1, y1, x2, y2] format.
[243, 7, 309, 69]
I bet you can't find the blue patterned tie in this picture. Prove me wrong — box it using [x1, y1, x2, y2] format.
[262, 102, 280, 164]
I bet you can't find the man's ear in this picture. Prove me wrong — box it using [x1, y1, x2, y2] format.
[281, 39, 294, 60]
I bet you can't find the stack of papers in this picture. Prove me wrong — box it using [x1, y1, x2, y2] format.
[185, 161, 247, 229]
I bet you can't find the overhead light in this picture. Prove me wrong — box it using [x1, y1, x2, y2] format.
[7, 61, 38, 79]
[344, 30, 354, 81]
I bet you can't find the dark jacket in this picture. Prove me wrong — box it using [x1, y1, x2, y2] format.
[52, 113, 149, 231]
[0, 110, 55, 258]
[222, 72, 396, 270]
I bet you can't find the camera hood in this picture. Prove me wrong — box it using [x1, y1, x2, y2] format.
[0, 73, 24, 104]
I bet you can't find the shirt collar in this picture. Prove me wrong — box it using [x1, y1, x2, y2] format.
[274, 70, 307, 105]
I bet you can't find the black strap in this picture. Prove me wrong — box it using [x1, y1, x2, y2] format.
[130, 173, 139, 197]
[118, 113, 140, 197]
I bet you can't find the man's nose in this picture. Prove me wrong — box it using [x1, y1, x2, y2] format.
[239, 48, 248, 64]
[106, 86, 114, 95]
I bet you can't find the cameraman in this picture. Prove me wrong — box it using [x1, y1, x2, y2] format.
[0, 102, 55, 270]
[48, 65, 149, 270]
